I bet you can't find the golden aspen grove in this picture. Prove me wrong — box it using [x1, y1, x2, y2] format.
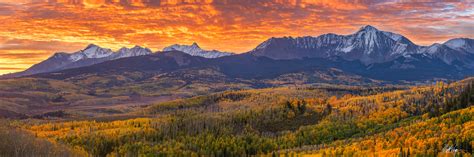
[1, 78, 471, 156]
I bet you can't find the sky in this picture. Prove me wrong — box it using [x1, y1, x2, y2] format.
[0, 0, 473, 75]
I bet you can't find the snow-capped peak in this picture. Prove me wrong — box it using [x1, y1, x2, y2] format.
[66, 44, 153, 62]
[84, 45, 113, 58]
[190, 42, 200, 48]
[85, 44, 100, 49]
[444, 38, 474, 54]
[351, 25, 402, 56]
[68, 44, 113, 61]
[115, 45, 152, 58]
[163, 43, 234, 58]
[358, 25, 380, 33]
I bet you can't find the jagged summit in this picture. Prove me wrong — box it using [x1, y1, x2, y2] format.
[85, 43, 101, 49]
[163, 43, 234, 58]
[190, 42, 200, 48]
[132, 45, 144, 49]
[358, 25, 379, 32]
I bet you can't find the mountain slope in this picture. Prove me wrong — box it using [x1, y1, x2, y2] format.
[30, 50, 382, 87]
[33, 51, 206, 80]
[365, 54, 464, 81]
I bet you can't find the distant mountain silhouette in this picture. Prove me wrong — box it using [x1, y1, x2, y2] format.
[3, 25, 474, 82]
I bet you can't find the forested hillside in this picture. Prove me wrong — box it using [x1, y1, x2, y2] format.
[14, 78, 474, 156]
[0, 120, 84, 157]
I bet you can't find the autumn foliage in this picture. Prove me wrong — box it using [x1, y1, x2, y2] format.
[15, 80, 474, 156]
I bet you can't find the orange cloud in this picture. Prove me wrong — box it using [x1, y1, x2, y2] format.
[0, 0, 472, 74]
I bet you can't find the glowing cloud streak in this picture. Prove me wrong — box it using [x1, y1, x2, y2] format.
[0, 0, 472, 74]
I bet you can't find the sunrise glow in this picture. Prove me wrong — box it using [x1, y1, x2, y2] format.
[0, 0, 473, 74]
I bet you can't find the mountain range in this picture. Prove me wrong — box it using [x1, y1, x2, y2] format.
[2, 43, 233, 78]
[251, 25, 474, 68]
[3, 25, 474, 83]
